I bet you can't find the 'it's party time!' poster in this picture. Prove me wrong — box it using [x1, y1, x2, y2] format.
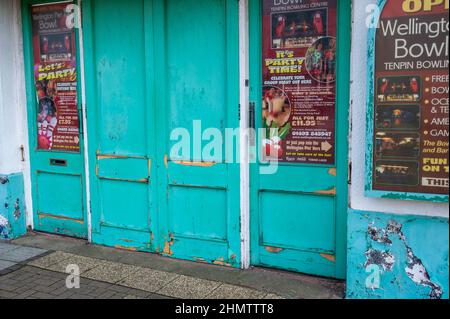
[262, 0, 337, 164]
[31, 2, 80, 152]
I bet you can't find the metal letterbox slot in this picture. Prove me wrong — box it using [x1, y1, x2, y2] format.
[50, 159, 67, 167]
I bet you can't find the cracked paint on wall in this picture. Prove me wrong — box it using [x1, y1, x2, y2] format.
[365, 249, 395, 272]
[367, 220, 442, 299]
[0, 214, 10, 239]
[347, 209, 449, 299]
[14, 199, 21, 220]
[0, 173, 26, 240]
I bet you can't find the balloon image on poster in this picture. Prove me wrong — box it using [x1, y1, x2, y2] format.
[262, 0, 337, 165]
[31, 2, 80, 153]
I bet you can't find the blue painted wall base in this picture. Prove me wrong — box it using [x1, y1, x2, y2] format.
[347, 209, 449, 299]
[0, 173, 27, 240]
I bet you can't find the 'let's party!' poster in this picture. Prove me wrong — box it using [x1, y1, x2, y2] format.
[31, 2, 80, 152]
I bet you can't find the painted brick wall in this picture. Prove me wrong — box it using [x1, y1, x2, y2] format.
[347, 209, 449, 299]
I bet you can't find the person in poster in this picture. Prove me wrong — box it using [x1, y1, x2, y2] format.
[37, 96, 58, 150]
[31, 2, 80, 153]
[262, 0, 337, 165]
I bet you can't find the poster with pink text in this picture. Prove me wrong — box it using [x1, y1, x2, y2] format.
[31, 2, 80, 153]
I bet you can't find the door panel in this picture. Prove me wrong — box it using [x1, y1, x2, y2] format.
[36, 172, 84, 220]
[84, 0, 240, 265]
[99, 180, 149, 229]
[92, 1, 148, 156]
[259, 192, 335, 252]
[249, 0, 351, 278]
[23, 0, 87, 239]
[84, 0, 154, 251]
[165, 0, 227, 149]
[155, 0, 240, 266]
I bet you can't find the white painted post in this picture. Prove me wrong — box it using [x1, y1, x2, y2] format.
[239, 0, 251, 269]
[14, 0, 34, 230]
[77, 0, 92, 243]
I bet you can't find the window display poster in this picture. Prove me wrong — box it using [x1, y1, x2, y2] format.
[372, 0, 449, 195]
[262, 0, 337, 165]
[31, 3, 80, 152]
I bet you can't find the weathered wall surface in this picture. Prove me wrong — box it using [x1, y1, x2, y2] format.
[0, 0, 31, 236]
[347, 210, 449, 299]
[347, 0, 449, 299]
[0, 174, 26, 240]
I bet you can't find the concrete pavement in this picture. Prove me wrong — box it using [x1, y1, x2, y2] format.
[0, 233, 345, 299]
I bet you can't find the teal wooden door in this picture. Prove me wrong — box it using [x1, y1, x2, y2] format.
[83, 0, 241, 266]
[153, 0, 241, 266]
[83, 0, 155, 251]
[22, 0, 87, 239]
[249, 0, 351, 279]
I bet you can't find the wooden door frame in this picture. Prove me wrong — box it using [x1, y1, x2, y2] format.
[248, 0, 351, 279]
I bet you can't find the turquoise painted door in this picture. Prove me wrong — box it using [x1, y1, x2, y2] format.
[22, 0, 88, 239]
[83, 0, 241, 266]
[249, 0, 351, 279]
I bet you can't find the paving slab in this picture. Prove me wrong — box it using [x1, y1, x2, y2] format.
[46, 254, 106, 274]
[0, 260, 16, 272]
[0, 246, 47, 263]
[0, 243, 19, 254]
[158, 275, 221, 299]
[206, 284, 268, 300]
[119, 267, 180, 293]
[28, 251, 73, 269]
[235, 267, 344, 299]
[82, 260, 141, 284]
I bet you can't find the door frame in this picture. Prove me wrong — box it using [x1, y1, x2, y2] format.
[248, 0, 351, 279]
[21, 0, 89, 239]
